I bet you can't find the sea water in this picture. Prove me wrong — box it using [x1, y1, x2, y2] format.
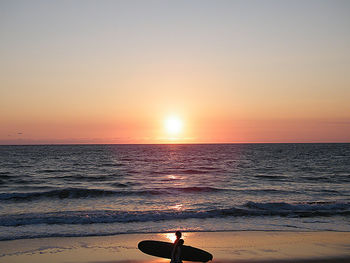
[0, 143, 349, 241]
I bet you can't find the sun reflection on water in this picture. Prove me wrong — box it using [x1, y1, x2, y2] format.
[167, 175, 177, 180]
[161, 232, 191, 243]
[164, 233, 177, 243]
[169, 204, 183, 210]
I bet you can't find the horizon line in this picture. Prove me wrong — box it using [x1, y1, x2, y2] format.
[1, 142, 349, 146]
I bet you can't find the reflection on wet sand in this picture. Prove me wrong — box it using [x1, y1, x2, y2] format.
[1, 231, 350, 263]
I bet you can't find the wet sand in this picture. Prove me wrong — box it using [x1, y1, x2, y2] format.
[1, 231, 350, 263]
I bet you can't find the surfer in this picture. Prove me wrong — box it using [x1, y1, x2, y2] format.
[171, 231, 184, 263]
[171, 239, 184, 263]
[174, 231, 182, 246]
[138, 231, 212, 262]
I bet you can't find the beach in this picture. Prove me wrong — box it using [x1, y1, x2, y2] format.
[1, 231, 350, 263]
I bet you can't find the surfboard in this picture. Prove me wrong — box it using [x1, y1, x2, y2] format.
[138, 240, 213, 262]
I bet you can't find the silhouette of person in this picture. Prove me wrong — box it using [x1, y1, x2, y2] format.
[171, 231, 184, 263]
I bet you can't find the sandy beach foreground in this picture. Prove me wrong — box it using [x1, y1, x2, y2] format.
[1, 231, 350, 263]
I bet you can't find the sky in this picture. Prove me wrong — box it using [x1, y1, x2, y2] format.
[1, 0, 350, 144]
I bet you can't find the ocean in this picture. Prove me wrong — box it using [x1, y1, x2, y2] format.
[0, 143, 349, 241]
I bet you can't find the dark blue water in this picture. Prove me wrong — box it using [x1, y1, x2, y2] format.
[0, 144, 349, 241]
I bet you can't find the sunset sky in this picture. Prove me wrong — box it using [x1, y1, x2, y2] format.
[1, 0, 350, 144]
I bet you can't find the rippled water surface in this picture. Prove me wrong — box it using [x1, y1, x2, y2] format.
[0, 144, 349, 240]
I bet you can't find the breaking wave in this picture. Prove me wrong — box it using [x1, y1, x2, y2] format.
[1, 201, 349, 227]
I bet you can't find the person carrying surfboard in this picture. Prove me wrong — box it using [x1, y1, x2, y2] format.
[171, 239, 184, 263]
[138, 230, 212, 262]
[171, 231, 184, 263]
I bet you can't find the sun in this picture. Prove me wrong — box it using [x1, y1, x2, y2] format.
[164, 116, 183, 136]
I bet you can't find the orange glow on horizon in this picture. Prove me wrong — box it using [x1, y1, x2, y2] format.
[1, 1, 350, 144]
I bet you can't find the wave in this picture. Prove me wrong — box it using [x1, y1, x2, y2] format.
[1, 201, 349, 227]
[254, 175, 287, 180]
[244, 201, 350, 216]
[181, 169, 207, 174]
[151, 169, 213, 175]
[38, 169, 72, 173]
[0, 188, 119, 200]
[97, 162, 124, 167]
[0, 187, 223, 201]
[58, 174, 118, 181]
[0, 173, 12, 179]
[0, 186, 317, 201]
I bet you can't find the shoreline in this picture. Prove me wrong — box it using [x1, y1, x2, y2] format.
[1, 231, 350, 263]
[1, 229, 350, 243]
